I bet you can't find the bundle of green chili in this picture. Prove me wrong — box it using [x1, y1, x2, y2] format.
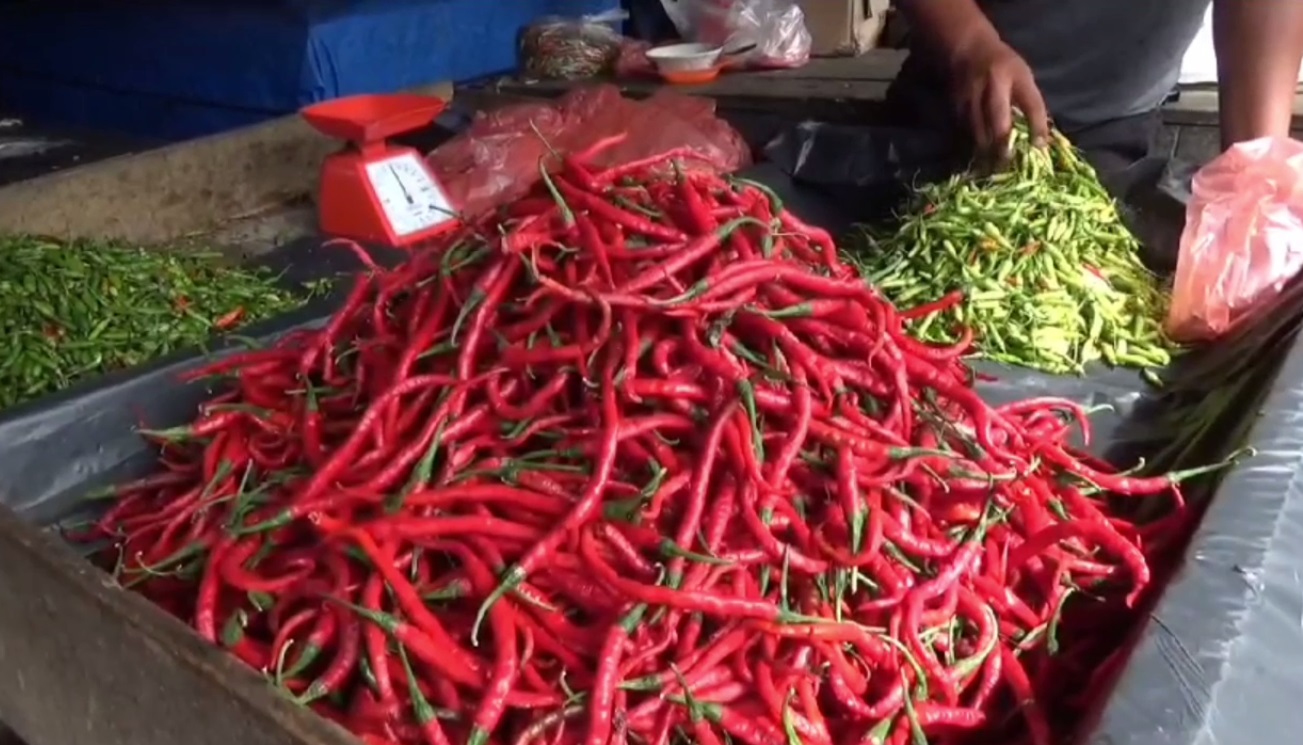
[71, 150, 1238, 745]
[0, 236, 316, 409]
[843, 124, 1174, 375]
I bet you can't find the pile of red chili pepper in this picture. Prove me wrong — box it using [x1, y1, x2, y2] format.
[74, 144, 1234, 745]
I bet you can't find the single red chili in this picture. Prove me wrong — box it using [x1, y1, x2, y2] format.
[472, 351, 623, 642]
[584, 603, 648, 745]
[1009, 519, 1150, 606]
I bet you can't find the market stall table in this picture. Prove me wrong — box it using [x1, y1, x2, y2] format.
[0, 75, 1302, 745]
[0, 85, 452, 745]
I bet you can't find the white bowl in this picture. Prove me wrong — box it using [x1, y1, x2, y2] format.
[645, 43, 723, 73]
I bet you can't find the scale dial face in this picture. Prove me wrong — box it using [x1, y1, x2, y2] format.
[363, 152, 454, 237]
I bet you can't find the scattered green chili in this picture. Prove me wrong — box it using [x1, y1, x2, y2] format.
[0, 236, 324, 408]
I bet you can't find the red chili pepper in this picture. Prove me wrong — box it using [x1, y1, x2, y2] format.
[899, 290, 965, 321]
[556, 178, 686, 243]
[614, 218, 758, 295]
[1010, 520, 1151, 606]
[472, 352, 623, 642]
[81, 156, 1192, 745]
[584, 603, 647, 745]
[570, 133, 629, 165]
[298, 604, 362, 703]
[1000, 647, 1053, 745]
[593, 148, 724, 185]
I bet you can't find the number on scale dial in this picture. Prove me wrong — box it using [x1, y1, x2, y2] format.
[364, 153, 454, 237]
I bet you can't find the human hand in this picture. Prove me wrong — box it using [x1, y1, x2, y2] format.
[946, 35, 1050, 162]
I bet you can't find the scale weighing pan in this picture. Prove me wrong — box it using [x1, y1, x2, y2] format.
[301, 94, 447, 144]
[301, 94, 459, 248]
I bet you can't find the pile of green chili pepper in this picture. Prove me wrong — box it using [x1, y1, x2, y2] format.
[844, 123, 1174, 375]
[0, 236, 317, 409]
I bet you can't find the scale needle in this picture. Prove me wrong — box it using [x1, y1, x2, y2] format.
[389, 165, 415, 205]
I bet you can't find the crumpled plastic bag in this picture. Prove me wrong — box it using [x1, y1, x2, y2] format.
[1167, 136, 1303, 341]
[519, 11, 627, 80]
[426, 85, 751, 219]
[658, 0, 811, 68]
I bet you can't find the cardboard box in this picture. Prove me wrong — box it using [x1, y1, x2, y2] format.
[798, 0, 891, 56]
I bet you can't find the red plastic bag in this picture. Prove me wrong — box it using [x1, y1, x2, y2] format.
[1167, 136, 1303, 341]
[427, 85, 751, 218]
[615, 39, 655, 78]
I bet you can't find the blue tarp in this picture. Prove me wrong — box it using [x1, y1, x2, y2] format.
[0, 0, 617, 141]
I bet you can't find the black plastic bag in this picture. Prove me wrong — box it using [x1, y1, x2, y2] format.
[763, 121, 956, 224]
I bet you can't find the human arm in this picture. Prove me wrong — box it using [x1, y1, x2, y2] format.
[1214, 0, 1303, 148]
[897, 0, 1050, 151]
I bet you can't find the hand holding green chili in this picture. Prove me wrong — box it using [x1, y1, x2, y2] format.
[844, 122, 1175, 375]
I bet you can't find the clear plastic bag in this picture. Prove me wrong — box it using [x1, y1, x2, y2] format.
[519, 10, 628, 80]
[0, 136, 70, 160]
[425, 85, 751, 219]
[658, 0, 811, 68]
[1167, 136, 1303, 341]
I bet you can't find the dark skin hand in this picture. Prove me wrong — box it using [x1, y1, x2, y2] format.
[899, 0, 1303, 156]
[897, 0, 1049, 158]
[1214, 0, 1303, 148]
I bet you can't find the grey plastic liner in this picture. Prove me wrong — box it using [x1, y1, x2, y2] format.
[0, 161, 1296, 745]
[1084, 279, 1303, 745]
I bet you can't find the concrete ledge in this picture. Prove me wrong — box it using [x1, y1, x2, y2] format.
[0, 82, 453, 246]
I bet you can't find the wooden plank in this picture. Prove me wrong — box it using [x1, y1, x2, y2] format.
[469, 48, 1303, 131]
[0, 116, 163, 188]
[0, 82, 453, 246]
[464, 76, 888, 125]
[0, 117, 332, 246]
[1165, 88, 1303, 127]
[481, 74, 888, 106]
[0, 507, 355, 745]
[473, 49, 906, 107]
[755, 53, 905, 81]
[1153, 124, 1180, 160]
[1173, 126, 1223, 163]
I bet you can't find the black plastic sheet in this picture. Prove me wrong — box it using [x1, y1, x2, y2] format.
[764, 121, 1199, 273]
[0, 151, 1301, 745]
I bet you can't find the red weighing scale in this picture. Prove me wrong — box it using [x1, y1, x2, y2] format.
[301, 93, 459, 247]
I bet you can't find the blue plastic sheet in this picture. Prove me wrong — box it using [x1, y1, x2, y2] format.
[0, 0, 618, 140]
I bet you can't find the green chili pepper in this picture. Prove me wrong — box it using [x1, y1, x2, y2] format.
[0, 236, 324, 408]
[840, 118, 1177, 376]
